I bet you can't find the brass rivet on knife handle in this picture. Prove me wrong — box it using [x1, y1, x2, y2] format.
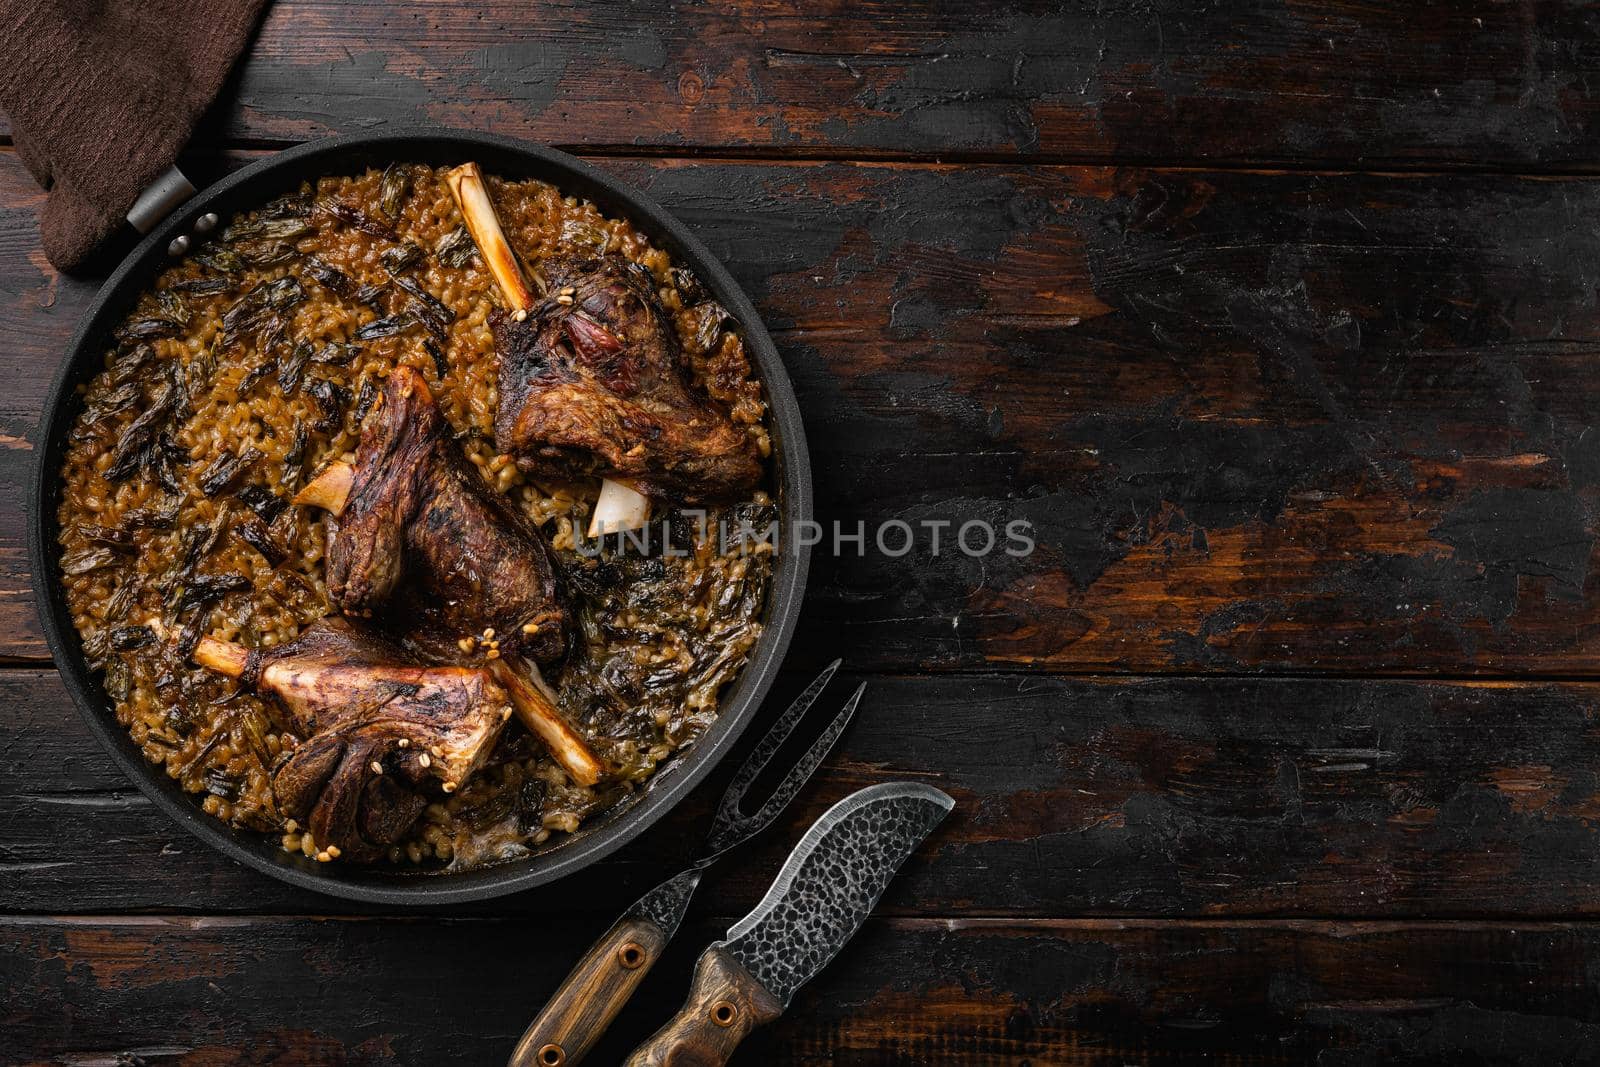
[507, 916, 669, 1067]
[623, 947, 782, 1067]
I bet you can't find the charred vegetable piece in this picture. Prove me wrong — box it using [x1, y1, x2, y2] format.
[312, 341, 361, 366]
[104, 576, 140, 622]
[109, 343, 154, 387]
[61, 546, 120, 575]
[559, 215, 610, 251]
[233, 512, 286, 565]
[104, 658, 133, 702]
[203, 767, 241, 800]
[198, 446, 263, 497]
[380, 241, 425, 275]
[303, 258, 352, 294]
[187, 344, 218, 395]
[278, 341, 314, 395]
[353, 284, 389, 314]
[352, 377, 379, 425]
[148, 432, 190, 496]
[424, 338, 449, 381]
[74, 524, 135, 551]
[321, 200, 395, 239]
[243, 243, 299, 268]
[107, 625, 156, 652]
[157, 290, 192, 327]
[670, 265, 708, 306]
[104, 363, 185, 482]
[84, 380, 141, 421]
[222, 278, 306, 348]
[195, 247, 247, 274]
[305, 377, 349, 435]
[123, 504, 179, 529]
[281, 424, 309, 487]
[170, 277, 234, 296]
[222, 216, 311, 243]
[435, 225, 477, 268]
[161, 506, 234, 605]
[236, 483, 288, 525]
[687, 300, 734, 354]
[260, 188, 314, 220]
[116, 317, 183, 342]
[236, 359, 278, 398]
[392, 276, 454, 338]
[354, 313, 416, 340]
[175, 572, 252, 617]
[379, 163, 412, 221]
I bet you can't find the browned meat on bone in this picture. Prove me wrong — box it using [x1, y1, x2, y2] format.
[194, 617, 513, 862]
[490, 254, 763, 502]
[322, 365, 568, 663]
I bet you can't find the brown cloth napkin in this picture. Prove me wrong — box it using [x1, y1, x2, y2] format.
[0, 0, 270, 272]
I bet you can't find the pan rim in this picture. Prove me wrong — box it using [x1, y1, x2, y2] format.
[26, 128, 812, 905]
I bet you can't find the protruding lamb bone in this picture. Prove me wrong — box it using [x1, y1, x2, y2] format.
[588, 477, 651, 538]
[445, 162, 536, 313]
[193, 633, 250, 677]
[293, 460, 354, 516]
[491, 655, 604, 788]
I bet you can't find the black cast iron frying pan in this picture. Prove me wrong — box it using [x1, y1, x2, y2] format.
[26, 129, 811, 905]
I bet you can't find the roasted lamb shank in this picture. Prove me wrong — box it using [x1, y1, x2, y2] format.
[446, 163, 761, 511]
[192, 617, 514, 861]
[491, 253, 764, 502]
[296, 365, 568, 664]
[292, 366, 603, 790]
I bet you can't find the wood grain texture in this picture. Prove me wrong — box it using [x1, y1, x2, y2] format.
[89, 0, 1595, 168]
[6, 914, 1600, 1065]
[11, 667, 1600, 919]
[624, 946, 783, 1067]
[6, 5, 1600, 1063]
[510, 915, 672, 1067]
[7, 153, 1600, 674]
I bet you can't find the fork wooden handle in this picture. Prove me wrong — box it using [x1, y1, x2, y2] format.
[624, 946, 782, 1067]
[508, 916, 669, 1067]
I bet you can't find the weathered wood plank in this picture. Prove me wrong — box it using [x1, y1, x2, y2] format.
[5, 153, 1600, 674]
[5, 915, 1599, 1065]
[164, 0, 1600, 168]
[9, 668, 1600, 918]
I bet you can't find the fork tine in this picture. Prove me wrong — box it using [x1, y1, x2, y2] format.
[713, 660, 840, 822]
[706, 681, 863, 855]
[736, 681, 864, 831]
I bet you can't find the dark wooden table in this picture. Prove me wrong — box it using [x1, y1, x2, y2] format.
[8, 3, 1600, 1063]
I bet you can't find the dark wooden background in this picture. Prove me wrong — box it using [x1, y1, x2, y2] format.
[7, 2, 1600, 1063]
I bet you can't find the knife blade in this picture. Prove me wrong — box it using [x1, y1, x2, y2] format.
[624, 781, 954, 1066]
[507, 662, 859, 1067]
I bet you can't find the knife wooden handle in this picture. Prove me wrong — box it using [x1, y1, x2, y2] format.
[623, 946, 782, 1067]
[508, 915, 670, 1067]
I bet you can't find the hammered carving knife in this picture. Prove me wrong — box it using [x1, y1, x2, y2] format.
[508, 661, 860, 1067]
[625, 781, 954, 1066]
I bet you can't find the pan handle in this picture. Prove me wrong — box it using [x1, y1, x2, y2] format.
[126, 165, 198, 234]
